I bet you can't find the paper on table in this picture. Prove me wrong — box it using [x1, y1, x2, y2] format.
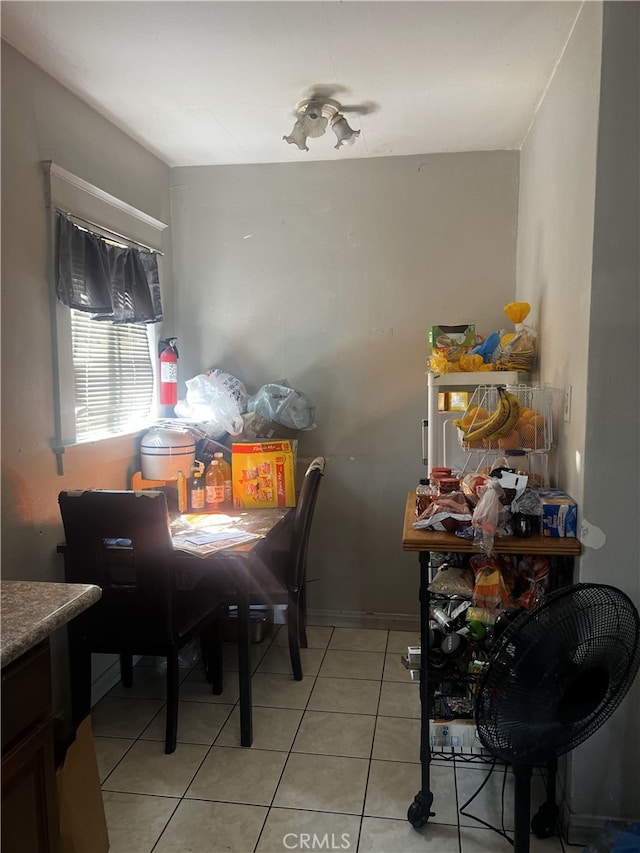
[172, 528, 261, 558]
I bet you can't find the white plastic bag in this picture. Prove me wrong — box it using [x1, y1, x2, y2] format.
[247, 381, 316, 430]
[471, 479, 505, 553]
[175, 369, 247, 438]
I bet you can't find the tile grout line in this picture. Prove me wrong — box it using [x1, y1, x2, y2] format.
[354, 631, 390, 852]
[251, 624, 335, 853]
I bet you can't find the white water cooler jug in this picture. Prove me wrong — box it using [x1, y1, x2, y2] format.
[140, 427, 196, 481]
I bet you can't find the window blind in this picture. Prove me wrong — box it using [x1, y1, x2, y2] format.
[71, 309, 154, 441]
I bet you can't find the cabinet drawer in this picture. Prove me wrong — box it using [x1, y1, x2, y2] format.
[2, 642, 52, 752]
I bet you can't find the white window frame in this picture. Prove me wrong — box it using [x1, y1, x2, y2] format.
[43, 161, 169, 474]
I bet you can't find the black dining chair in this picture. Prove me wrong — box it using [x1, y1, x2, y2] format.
[220, 456, 326, 681]
[58, 489, 223, 753]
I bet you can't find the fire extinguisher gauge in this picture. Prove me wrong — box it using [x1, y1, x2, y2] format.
[158, 338, 179, 358]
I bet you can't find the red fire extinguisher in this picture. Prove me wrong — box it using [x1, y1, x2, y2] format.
[158, 338, 178, 406]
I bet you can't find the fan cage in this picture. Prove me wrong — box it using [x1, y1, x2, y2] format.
[475, 583, 640, 766]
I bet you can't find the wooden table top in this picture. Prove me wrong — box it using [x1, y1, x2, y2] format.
[401, 492, 582, 556]
[171, 506, 292, 558]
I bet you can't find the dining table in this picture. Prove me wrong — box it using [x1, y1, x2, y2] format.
[58, 499, 294, 749]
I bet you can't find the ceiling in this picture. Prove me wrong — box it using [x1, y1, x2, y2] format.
[1, 1, 582, 168]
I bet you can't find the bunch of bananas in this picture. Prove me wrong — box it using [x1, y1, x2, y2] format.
[454, 387, 521, 443]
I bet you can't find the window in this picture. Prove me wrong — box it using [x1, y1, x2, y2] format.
[43, 160, 169, 469]
[71, 309, 155, 441]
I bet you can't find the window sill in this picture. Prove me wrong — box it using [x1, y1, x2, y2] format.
[52, 430, 148, 475]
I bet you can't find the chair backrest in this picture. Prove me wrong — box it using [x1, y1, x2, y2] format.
[290, 457, 325, 591]
[58, 489, 177, 645]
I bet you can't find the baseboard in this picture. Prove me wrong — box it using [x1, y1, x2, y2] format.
[306, 608, 420, 632]
[560, 803, 634, 847]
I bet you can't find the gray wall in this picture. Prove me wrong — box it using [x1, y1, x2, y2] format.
[170, 152, 519, 619]
[576, 0, 639, 828]
[1, 42, 173, 705]
[516, 1, 640, 829]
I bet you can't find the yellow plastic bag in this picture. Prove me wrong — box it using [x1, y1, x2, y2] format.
[459, 353, 484, 372]
[503, 302, 530, 324]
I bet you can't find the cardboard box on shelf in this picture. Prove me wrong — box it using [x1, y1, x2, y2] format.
[430, 719, 481, 750]
[231, 440, 297, 508]
[437, 391, 470, 412]
[428, 324, 476, 350]
[538, 489, 578, 538]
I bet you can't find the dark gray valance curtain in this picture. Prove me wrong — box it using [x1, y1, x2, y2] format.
[56, 214, 163, 323]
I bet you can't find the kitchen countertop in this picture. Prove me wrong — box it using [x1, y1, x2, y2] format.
[1, 580, 101, 668]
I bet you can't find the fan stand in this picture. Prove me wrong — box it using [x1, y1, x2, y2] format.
[476, 584, 640, 853]
[513, 761, 560, 853]
[531, 758, 560, 839]
[513, 766, 533, 853]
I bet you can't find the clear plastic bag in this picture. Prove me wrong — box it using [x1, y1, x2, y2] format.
[512, 488, 542, 517]
[495, 325, 537, 372]
[469, 554, 514, 611]
[513, 555, 550, 610]
[495, 302, 537, 371]
[428, 566, 475, 598]
[583, 820, 640, 853]
[175, 369, 247, 438]
[247, 381, 316, 430]
[413, 491, 473, 532]
[471, 479, 505, 552]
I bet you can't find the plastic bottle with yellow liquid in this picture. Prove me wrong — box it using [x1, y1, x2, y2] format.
[213, 452, 233, 507]
[205, 458, 226, 510]
[190, 466, 205, 511]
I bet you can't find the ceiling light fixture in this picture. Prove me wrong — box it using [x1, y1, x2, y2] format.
[283, 98, 360, 152]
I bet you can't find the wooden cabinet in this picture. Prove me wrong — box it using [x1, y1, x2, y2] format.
[1, 641, 58, 853]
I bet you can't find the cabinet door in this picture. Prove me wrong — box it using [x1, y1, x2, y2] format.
[1, 717, 58, 853]
[2, 642, 58, 853]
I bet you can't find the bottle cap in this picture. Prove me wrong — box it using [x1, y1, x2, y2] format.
[214, 452, 223, 458]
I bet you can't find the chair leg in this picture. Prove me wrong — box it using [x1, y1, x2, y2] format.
[119, 653, 134, 687]
[287, 596, 303, 681]
[299, 581, 308, 649]
[237, 591, 253, 747]
[200, 618, 224, 695]
[165, 651, 180, 754]
[211, 616, 224, 695]
[200, 632, 212, 684]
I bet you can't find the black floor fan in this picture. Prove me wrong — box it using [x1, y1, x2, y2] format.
[474, 583, 640, 853]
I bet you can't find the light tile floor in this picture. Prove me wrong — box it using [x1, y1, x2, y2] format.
[93, 625, 569, 853]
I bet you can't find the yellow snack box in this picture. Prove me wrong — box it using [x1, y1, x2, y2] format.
[231, 440, 297, 508]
